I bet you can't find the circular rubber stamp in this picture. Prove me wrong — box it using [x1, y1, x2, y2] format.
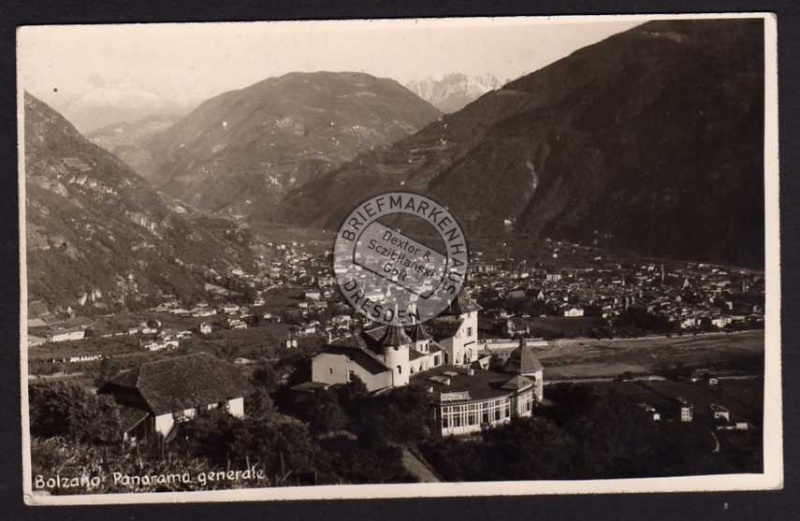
[333, 192, 469, 326]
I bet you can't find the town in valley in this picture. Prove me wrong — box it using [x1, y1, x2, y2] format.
[27, 230, 766, 491]
[21, 17, 769, 495]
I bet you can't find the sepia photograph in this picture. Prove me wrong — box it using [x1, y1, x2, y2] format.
[17, 13, 781, 505]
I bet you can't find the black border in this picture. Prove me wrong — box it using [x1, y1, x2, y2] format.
[2, 1, 798, 520]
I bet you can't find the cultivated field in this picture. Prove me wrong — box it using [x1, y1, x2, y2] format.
[535, 330, 764, 380]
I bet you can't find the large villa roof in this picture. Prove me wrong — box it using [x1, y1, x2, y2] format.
[361, 319, 434, 351]
[412, 365, 532, 402]
[336, 288, 480, 352]
[325, 343, 390, 374]
[318, 288, 481, 377]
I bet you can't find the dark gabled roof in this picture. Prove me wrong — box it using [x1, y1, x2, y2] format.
[505, 339, 544, 375]
[408, 321, 433, 342]
[331, 332, 371, 351]
[323, 344, 390, 375]
[361, 325, 385, 345]
[444, 289, 482, 316]
[425, 317, 463, 341]
[103, 352, 253, 416]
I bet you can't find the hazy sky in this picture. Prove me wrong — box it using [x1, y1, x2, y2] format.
[19, 17, 642, 112]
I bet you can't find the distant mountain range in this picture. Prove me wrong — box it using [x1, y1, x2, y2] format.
[56, 84, 193, 134]
[145, 72, 441, 219]
[405, 73, 505, 113]
[87, 112, 185, 182]
[24, 94, 254, 313]
[275, 19, 765, 268]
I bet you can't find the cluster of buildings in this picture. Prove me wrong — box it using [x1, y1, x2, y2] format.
[301, 290, 546, 436]
[31, 236, 765, 448]
[614, 372, 755, 431]
[469, 254, 764, 334]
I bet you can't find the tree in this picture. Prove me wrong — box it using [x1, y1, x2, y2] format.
[247, 387, 278, 420]
[325, 440, 415, 484]
[93, 356, 120, 387]
[481, 416, 582, 480]
[306, 389, 347, 435]
[251, 360, 278, 392]
[29, 382, 121, 445]
[350, 386, 430, 446]
[337, 375, 369, 408]
[178, 408, 244, 463]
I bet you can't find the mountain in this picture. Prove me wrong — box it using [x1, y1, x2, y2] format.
[275, 19, 765, 268]
[58, 84, 192, 133]
[24, 93, 254, 314]
[87, 112, 185, 182]
[147, 71, 441, 219]
[405, 73, 505, 113]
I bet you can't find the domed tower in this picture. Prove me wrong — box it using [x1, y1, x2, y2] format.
[379, 316, 412, 387]
[504, 338, 544, 402]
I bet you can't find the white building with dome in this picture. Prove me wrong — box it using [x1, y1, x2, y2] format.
[310, 290, 483, 392]
[308, 290, 545, 436]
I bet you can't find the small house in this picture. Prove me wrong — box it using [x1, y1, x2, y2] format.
[99, 353, 252, 443]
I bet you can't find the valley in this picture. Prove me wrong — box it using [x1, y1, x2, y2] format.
[20, 16, 772, 494]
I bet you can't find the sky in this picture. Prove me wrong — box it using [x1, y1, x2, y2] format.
[18, 17, 642, 114]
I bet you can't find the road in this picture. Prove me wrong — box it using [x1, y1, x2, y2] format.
[401, 447, 440, 483]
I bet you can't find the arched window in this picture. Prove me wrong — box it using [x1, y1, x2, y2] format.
[397, 365, 402, 374]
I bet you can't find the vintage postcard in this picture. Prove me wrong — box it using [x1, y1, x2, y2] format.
[17, 13, 781, 505]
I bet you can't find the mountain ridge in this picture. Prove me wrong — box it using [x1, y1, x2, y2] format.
[24, 93, 254, 314]
[275, 19, 765, 269]
[146, 71, 441, 219]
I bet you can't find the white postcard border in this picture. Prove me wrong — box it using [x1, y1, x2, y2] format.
[17, 11, 782, 505]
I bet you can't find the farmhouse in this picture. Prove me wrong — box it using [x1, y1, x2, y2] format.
[99, 353, 252, 443]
